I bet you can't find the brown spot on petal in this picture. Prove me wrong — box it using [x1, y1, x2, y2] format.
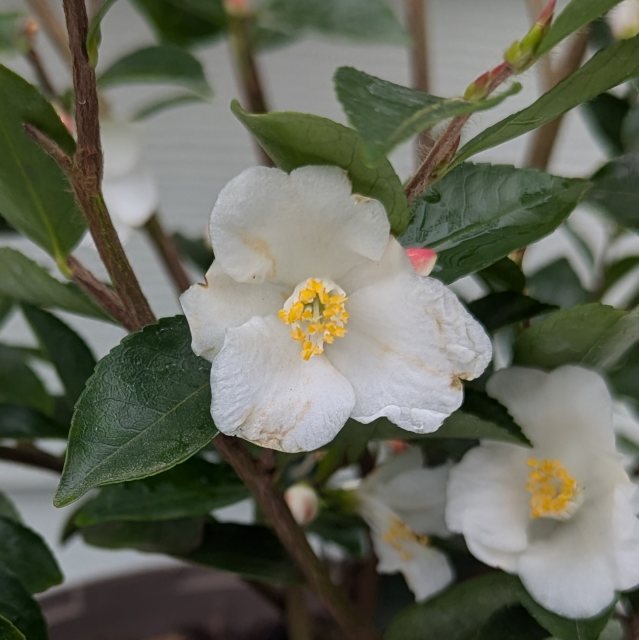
[450, 376, 463, 391]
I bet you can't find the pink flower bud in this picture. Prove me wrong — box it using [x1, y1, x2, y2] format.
[405, 247, 437, 277]
[284, 483, 319, 526]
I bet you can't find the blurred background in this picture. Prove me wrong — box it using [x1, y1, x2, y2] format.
[0, 0, 625, 588]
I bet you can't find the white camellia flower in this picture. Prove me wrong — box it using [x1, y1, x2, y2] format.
[446, 365, 639, 619]
[100, 120, 159, 242]
[180, 166, 491, 452]
[356, 448, 453, 601]
[608, 0, 639, 39]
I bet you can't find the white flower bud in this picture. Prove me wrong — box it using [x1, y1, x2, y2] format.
[284, 483, 319, 526]
[608, 0, 639, 39]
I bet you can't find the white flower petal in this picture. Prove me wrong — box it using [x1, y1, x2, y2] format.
[327, 272, 492, 433]
[210, 316, 355, 452]
[446, 443, 530, 567]
[103, 168, 159, 228]
[180, 263, 287, 360]
[210, 166, 390, 285]
[486, 366, 617, 458]
[610, 483, 639, 591]
[101, 120, 143, 178]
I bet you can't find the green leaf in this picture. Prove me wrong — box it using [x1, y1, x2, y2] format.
[400, 163, 588, 283]
[132, 92, 206, 120]
[514, 303, 639, 370]
[0, 516, 63, 593]
[261, 0, 406, 44]
[602, 256, 639, 294]
[518, 589, 613, 640]
[537, 0, 623, 57]
[452, 36, 639, 167]
[0, 615, 25, 640]
[98, 45, 212, 96]
[231, 100, 410, 235]
[470, 606, 548, 640]
[386, 573, 522, 640]
[477, 258, 525, 293]
[177, 520, 300, 584]
[587, 152, 639, 230]
[334, 66, 520, 162]
[582, 92, 630, 155]
[81, 517, 205, 554]
[0, 404, 67, 439]
[55, 316, 216, 507]
[0, 65, 85, 260]
[73, 457, 247, 525]
[22, 306, 96, 408]
[527, 258, 590, 308]
[173, 232, 214, 273]
[0, 493, 21, 523]
[0, 248, 109, 320]
[86, 0, 118, 66]
[622, 104, 639, 151]
[468, 292, 556, 332]
[0, 566, 47, 640]
[0, 345, 52, 416]
[0, 13, 29, 56]
[0, 297, 13, 327]
[130, 0, 227, 47]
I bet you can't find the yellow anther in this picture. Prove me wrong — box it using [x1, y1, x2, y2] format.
[382, 517, 430, 562]
[526, 458, 581, 520]
[279, 277, 348, 360]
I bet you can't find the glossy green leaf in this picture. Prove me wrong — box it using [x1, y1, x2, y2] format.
[453, 36, 639, 167]
[582, 92, 630, 155]
[55, 316, 216, 507]
[527, 258, 590, 308]
[0, 65, 85, 260]
[261, 0, 406, 44]
[86, 0, 118, 66]
[0, 516, 62, 593]
[22, 306, 96, 408]
[133, 92, 206, 120]
[130, 0, 226, 47]
[536, 0, 622, 57]
[468, 292, 556, 332]
[0, 493, 20, 523]
[0, 615, 25, 640]
[400, 163, 588, 283]
[73, 457, 247, 525]
[0, 566, 47, 640]
[0, 345, 52, 415]
[514, 303, 639, 370]
[177, 520, 300, 584]
[0, 13, 28, 56]
[477, 258, 526, 293]
[470, 606, 547, 640]
[0, 248, 108, 320]
[81, 517, 205, 554]
[386, 573, 522, 640]
[518, 589, 613, 640]
[334, 66, 520, 162]
[231, 100, 410, 235]
[0, 404, 66, 439]
[98, 45, 212, 96]
[587, 152, 639, 230]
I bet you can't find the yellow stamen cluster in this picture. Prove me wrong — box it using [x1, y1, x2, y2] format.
[526, 458, 580, 520]
[382, 517, 430, 561]
[278, 278, 349, 360]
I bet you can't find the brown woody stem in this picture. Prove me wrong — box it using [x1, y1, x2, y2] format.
[62, 0, 155, 331]
[143, 214, 191, 294]
[0, 445, 64, 474]
[214, 434, 381, 640]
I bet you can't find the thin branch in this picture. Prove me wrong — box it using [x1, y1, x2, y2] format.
[62, 0, 156, 331]
[144, 214, 191, 294]
[0, 445, 64, 474]
[524, 30, 589, 169]
[404, 0, 434, 163]
[25, 0, 72, 65]
[23, 123, 72, 172]
[24, 25, 58, 99]
[285, 587, 313, 640]
[214, 434, 381, 640]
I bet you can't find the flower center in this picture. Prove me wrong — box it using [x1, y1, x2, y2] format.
[526, 457, 582, 521]
[382, 517, 430, 561]
[278, 278, 349, 360]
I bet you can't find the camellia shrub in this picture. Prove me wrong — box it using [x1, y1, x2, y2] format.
[1, 0, 639, 638]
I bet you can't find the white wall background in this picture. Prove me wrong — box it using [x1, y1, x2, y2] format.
[0, 0, 625, 588]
